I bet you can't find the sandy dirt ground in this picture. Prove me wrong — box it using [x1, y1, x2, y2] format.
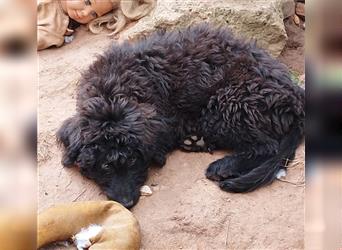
[38, 18, 305, 249]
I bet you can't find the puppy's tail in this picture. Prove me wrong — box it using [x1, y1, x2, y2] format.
[219, 127, 303, 193]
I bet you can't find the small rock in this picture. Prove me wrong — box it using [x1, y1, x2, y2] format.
[295, 3, 305, 17]
[276, 169, 287, 179]
[293, 14, 300, 25]
[121, 0, 294, 58]
[64, 35, 74, 44]
[140, 185, 153, 196]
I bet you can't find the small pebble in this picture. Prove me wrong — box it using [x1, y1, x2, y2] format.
[276, 169, 287, 179]
[64, 35, 74, 44]
[140, 185, 153, 196]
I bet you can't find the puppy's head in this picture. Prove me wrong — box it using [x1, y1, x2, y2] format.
[57, 96, 161, 208]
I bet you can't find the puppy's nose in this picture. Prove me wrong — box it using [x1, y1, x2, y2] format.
[121, 199, 134, 208]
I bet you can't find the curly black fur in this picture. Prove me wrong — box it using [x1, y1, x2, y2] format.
[57, 23, 305, 208]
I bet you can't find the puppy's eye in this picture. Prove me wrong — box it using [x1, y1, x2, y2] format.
[127, 158, 136, 166]
[84, 0, 92, 6]
[119, 157, 126, 165]
[104, 134, 113, 140]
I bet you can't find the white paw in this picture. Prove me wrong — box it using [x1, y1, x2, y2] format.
[73, 224, 103, 250]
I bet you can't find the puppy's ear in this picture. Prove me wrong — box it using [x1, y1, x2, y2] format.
[56, 116, 83, 167]
[138, 103, 165, 144]
[79, 96, 164, 145]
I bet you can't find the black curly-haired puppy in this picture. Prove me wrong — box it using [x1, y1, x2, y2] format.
[57, 23, 304, 208]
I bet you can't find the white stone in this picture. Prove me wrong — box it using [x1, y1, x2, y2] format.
[140, 185, 153, 196]
[276, 169, 287, 179]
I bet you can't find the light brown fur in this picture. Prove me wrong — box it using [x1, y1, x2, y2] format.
[38, 201, 141, 249]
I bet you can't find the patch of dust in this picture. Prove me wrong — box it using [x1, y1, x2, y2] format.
[38, 131, 56, 164]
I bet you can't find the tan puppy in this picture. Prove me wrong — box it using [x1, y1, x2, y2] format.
[38, 201, 141, 250]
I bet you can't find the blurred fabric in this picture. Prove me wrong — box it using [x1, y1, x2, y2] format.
[0, 0, 341, 249]
[306, 0, 342, 249]
[0, 0, 36, 249]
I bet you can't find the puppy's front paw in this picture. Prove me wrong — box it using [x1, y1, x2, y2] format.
[180, 135, 206, 152]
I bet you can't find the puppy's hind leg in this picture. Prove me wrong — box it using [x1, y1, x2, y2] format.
[205, 149, 273, 181]
[205, 129, 280, 182]
[217, 128, 302, 193]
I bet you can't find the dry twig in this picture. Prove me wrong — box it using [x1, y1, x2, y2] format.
[72, 189, 87, 201]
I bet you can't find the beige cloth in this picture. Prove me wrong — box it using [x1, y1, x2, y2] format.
[37, 0, 69, 50]
[121, 0, 156, 20]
